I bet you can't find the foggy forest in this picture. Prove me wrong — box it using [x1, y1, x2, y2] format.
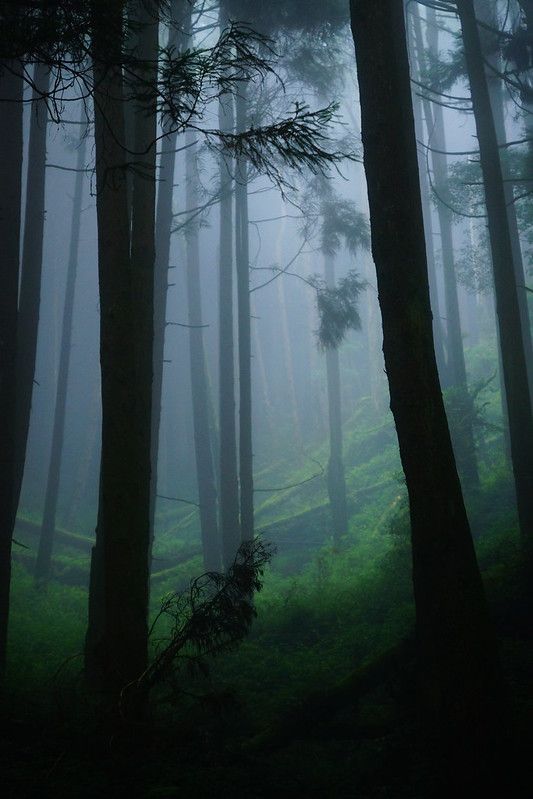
[0, 0, 532, 796]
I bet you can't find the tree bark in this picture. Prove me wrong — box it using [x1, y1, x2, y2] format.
[417, 9, 479, 487]
[350, 0, 504, 786]
[12, 63, 50, 526]
[235, 84, 254, 544]
[35, 124, 87, 585]
[85, 0, 153, 708]
[456, 0, 533, 542]
[0, 63, 23, 679]
[275, 209, 302, 446]
[218, 3, 240, 569]
[323, 255, 348, 546]
[150, 0, 190, 542]
[185, 133, 220, 571]
[474, 1, 533, 405]
[408, 22, 449, 387]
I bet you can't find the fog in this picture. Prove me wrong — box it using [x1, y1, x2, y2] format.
[2, 1, 532, 795]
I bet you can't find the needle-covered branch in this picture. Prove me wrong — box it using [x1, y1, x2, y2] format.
[204, 102, 353, 190]
[156, 23, 276, 132]
[136, 538, 274, 693]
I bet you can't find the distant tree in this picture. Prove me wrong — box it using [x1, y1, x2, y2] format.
[350, 0, 504, 788]
[35, 123, 87, 586]
[473, 0, 533, 406]
[411, 7, 479, 488]
[235, 80, 254, 546]
[455, 0, 533, 542]
[217, 1, 241, 569]
[223, 0, 351, 560]
[151, 0, 190, 545]
[311, 194, 368, 546]
[185, 132, 221, 571]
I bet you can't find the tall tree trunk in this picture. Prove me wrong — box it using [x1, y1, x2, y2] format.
[474, 1, 533, 403]
[350, 0, 504, 787]
[12, 63, 49, 524]
[408, 22, 449, 386]
[417, 10, 479, 487]
[35, 125, 87, 585]
[218, 3, 240, 569]
[0, 63, 23, 679]
[150, 0, 190, 542]
[85, 0, 153, 708]
[235, 84, 254, 544]
[275, 209, 302, 445]
[185, 133, 220, 571]
[323, 255, 348, 546]
[456, 0, 533, 542]
[251, 296, 275, 441]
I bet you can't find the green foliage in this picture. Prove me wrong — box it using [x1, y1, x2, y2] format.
[7, 563, 86, 690]
[319, 197, 370, 257]
[311, 270, 366, 349]
[143, 539, 274, 693]
[215, 102, 352, 190]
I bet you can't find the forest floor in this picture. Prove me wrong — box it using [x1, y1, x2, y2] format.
[3, 390, 533, 797]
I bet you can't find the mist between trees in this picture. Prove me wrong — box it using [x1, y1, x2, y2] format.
[0, 1, 532, 796]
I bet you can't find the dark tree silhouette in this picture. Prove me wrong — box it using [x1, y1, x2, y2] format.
[35, 124, 87, 585]
[350, 0, 504, 788]
[456, 0, 533, 542]
[0, 63, 23, 679]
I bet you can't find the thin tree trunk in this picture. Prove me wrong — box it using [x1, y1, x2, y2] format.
[35, 126, 87, 585]
[251, 296, 275, 441]
[418, 10, 479, 487]
[475, 1, 533, 402]
[275, 209, 302, 445]
[150, 0, 189, 541]
[185, 133, 220, 570]
[218, 3, 240, 569]
[350, 0, 504, 787]
[12, 63, 49, 525]
[0, 63, 23, 679]
[456, 0, 533, 541]
[323, 255, 348, 546]
[235, 84, 254, 544]
[408, 22, 449, 386]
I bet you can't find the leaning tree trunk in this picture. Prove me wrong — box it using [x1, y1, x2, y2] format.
[235, 84, 254, 544]
[323, 255, 349, 546]
[408, 30, 449, 386]
[218, 4, 240, 569]
[12, 63, 50, 529]
[85, 0, 153, 710]
[0, 64, 23, 680]
[414, 10, 479, 488]
[150, 0, 190, 542]
[474, 0, 533, 405]
[35, 125, 87, 585]
[185, 133, 220, 571]
[456, 0, 533, 542]
[350, 0, 504, 788]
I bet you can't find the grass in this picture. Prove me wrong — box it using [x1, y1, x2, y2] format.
[3, 378, 531, 797]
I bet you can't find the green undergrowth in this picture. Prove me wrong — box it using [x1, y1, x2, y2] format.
[4, 453, 530, 798]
